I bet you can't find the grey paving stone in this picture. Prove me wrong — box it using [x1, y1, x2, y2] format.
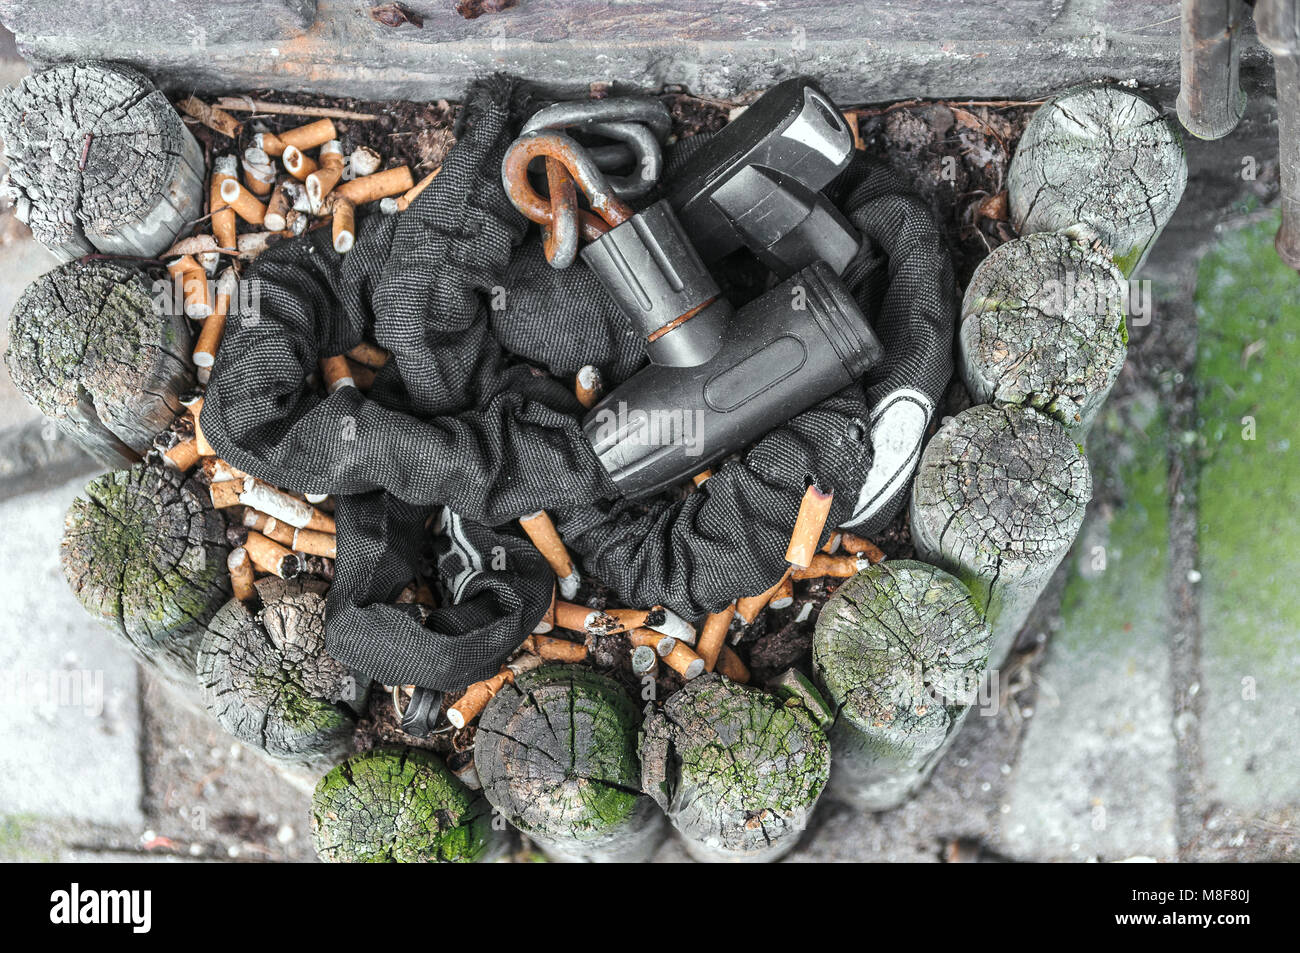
[0, 475, 144, 828]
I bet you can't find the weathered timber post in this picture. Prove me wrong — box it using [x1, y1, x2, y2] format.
[641, 673, 830, 863]
[4, 260, 192, 467]
[812, 561, 991, 811]
[311, 748, 503, 863]
[196, 577, 356, 766]
[1257, 0, 1300, 270]
[473, 664, 664, 862]
[1008, 83, 1187, 275]
[0, 61, 204, 260]
[60, 465, 229, 684]
[1177, 0, 1250, 139]
[910, 404, 1092, 666]
[959, 231, 1127, 441]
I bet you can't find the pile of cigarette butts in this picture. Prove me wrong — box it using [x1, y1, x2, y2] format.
[156, 97, 886, 740]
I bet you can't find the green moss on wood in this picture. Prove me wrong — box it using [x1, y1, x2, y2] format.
[311, 748, 495, 863]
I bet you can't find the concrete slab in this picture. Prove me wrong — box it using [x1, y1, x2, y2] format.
[0, 475, 144, 828]
[999, 391, 1179, 861]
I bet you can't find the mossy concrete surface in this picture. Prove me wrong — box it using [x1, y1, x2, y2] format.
[1194, 212, 1300, 813]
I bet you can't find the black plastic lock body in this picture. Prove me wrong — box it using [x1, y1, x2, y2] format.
[581, 200, 729, 367]
[583, 261, 884, 498]
[665, 78, 859, 272]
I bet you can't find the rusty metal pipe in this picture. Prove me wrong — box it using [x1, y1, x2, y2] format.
[1178, 0, 1250, 139]
[1256, 0, 1300, 269]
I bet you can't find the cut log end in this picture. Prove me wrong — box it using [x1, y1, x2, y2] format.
[959, 231, 1127, 439]
[4, 260, 192, 466]
[641, 674, 829, 862]
[0, 61, 203, 259]
[1007, 83, 1187, 275]
[311, 748, 498, 863]
[196, 577, 356, 763]
[473, 664, 662, 862]
[59, 465, 230, 683]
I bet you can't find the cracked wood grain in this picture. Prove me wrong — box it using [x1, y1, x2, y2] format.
[60, 464, 230, 684]
[641, 673, 829, 863]
[0, 61, 204, 260]
[311, 747, 501, 863]
[4, 260, 192, 467]
[910, 404, 1092, 665]
[196, 577, 356, 765]
[960, 231, 1127, 441]
[1008, 83, 1187, 276]
[813, 560, 991, 811]
[473, 664, 663, 862]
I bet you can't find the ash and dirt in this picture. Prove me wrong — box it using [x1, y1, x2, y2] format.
[166, 86, 1053, 861]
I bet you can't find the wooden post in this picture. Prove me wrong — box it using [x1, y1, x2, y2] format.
[1007, 83, 1187, 276]
[311, 748, 503, 863]
[0, 62, 204, 260]
[641, 674, 830, 863]
[60, 465, 230, 684]
[910, 405, 1092, 665]
[1177, 0, 1249, 140]
[812, 561, 991, 811]
[473, 665, 664, 862]
[196, 577, 356, 765]
[4, 260, 193, 467]
[959, 231, 1127, 442]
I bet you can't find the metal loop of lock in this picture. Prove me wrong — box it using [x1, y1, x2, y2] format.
[522, 97, 670, 201]
[501, 129, 634, 267]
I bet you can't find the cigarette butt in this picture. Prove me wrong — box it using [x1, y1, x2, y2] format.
[291, 527, 337, 559]
[283, 144, 318, 181]
[696, 603, 735, 672]
[345, 358, 375, 390]
[519, 510, 579, 599]
[304, 492, 330, 505]
[319, 354, 355, 393]
[278, 118, 337, 153]
[331, 196, 356, 253]
[201, 456, 246, 485]
[645, 606, 696, 646]
[211, 481, 242, 508]
[242, 147, 275, 196]
[630, 629, 704, 679]
[716, 645, 750, 684]
[768, 575, 795, 610]
[193, 270, 233, 369]
[254, 130, 286, 158]
[785, 484, 834, 569]
[505, 652, 545, 679]
[395, 166, 440, 211]
[168, 255, 211, 319]
[446, 668, 513, 729]
[242, 509, 295, 547]
[554, 600, 613, 634]
[264, 179, 293, 232]
[532, 585, 556, 634]
[523, 634, 587, 663]
[575, 364, 603, 409]
[238, 478, 336, 533]
[210, 155, 238, 252]
[228, 547, 256, 603]
[692, 469, 713, 487]
[838, 531, 885, 564]
[348, 145, 382, 178]
[843, 110, 865, 151]
[284, 209, 308, 236]
[630, 643, 658, 676]
[334, 166, 415, 206]
[791, 553, 871, 580]
[244, 530, 301, 579]
[179, 96, 243, 139]
[306, 151, 344, 211]
[220, 177, 267, 225]
[602, 607, 650, 634]
[821, 532, 842, 554]
[736, 568, 793, 625]
[184, 395, 215, 457]
[346, 341, 390, 368]
[163, 438, 199, 473]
